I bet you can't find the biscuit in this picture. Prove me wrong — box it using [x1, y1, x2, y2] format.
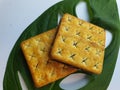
[21, 28, 77, 87]
[51, 14, 106, 74]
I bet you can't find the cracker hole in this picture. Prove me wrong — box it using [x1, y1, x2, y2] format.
[51, 71, 55, 76]
[94, 63, 99, 69]
[76, 32, 81, 36]
[57, 49, 62, 55]
[85, 46, 90, 51]
[38, 78, 42, 82]
[35, 38, 41, 43]
[61, 36, 66, 42]
[62, 64, 68, 69]
[46, 60, 52, 65]
[25, 43, 31, 48]
[40, 47, 46, 52]
[33, 64, 38, 69]
[67, 16, 72, 22]
[49, 68, 55, 76]
[82, 57, 88, 64]
[96, 50, 101, 56]
[98, 40, 104, 46]
[89, 26, 93, 30]
[48, 34, 54, 39]
[87, 35, 92, 40]
[30, 54, 36, 60]
[73, 41, 78, 48]
[98, 30, 103, 34]
[70, 54, 76, 59]
[78, 21, 83, 26]
[36, 63, 39, 68]
[64, 26, 69, 31]
[39, 75, 44, 81]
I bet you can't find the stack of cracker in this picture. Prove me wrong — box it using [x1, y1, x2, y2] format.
[21, 13, 105, 88]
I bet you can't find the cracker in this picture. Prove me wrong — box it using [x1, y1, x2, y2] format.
[21, 28, 77, 87]
[51, 14, 106, 74]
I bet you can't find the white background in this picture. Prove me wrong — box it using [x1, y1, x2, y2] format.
[0, 0, 120, 90]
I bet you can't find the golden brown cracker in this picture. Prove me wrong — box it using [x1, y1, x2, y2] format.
[21, 28, 77, 87]
[51, 14, 106, 74]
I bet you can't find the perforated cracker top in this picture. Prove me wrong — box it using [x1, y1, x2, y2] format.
[21, 29, 77, 87]
[51, 14, 106, 74]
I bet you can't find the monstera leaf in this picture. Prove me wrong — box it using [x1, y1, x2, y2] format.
[3, 0, 120, 90]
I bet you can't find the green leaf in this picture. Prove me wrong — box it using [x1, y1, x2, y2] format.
[3, 0, 120, 90]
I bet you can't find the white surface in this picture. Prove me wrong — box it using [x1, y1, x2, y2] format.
[0, 0, 120, 90]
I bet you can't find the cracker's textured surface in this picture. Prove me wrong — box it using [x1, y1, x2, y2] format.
[21, 29, 77, 87]
[51, 14, 106, 74]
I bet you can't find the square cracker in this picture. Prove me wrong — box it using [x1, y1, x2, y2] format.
[51, 14, 106, 74]
[21, 28, 77, 88]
